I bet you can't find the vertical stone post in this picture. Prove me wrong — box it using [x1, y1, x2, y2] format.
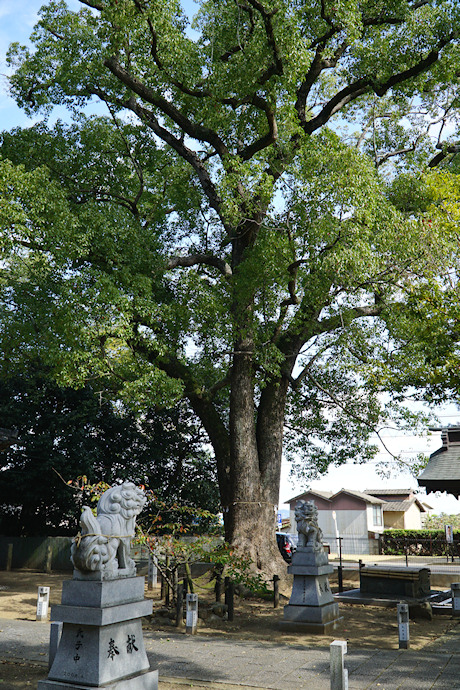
[165, 555, 170, 606]
[215, 573, 222, 602]
[452, 583, 460, 617]
[49, 621, 63, 669]
[273, 574, 280, 608]
[330, 640, 348, 690]
[397, 602, 410, 649]
[36, 586, 50, 621]
[185, 593, 198, 635]
[225, 577, 234, 622]
[44, 544, 53, 574]
[176, 583, 184, 627]
[147, 553, 158, 590]
[6, 543, 13, 571]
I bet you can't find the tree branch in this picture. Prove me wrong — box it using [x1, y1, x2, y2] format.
[79, 0, 104, 10]
[317, 304, 385, 335]
[376, 134, 424, 167]
[87, 89, 229, 231]
[103, 56, 230, 159]
[302, 35, 455, 135]
[302, 370, 399, 459]
[428, 143, 460, 168]
[245, 0, 283, 84]
[220, 1, 256, 62]
[167, 253, 232, 277]
[237, 95, 278, 160]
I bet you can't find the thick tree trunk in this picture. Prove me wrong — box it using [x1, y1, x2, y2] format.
[222, 333, 289, 577]
[213, 219, 290, 577]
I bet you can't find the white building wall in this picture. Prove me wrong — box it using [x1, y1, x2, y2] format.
[288, 502, 385, 554]
[366, 504, 384, 533]
[303, 508, 372, 555]
[403, 503, 423, 529]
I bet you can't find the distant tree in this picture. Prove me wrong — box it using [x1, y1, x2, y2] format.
[0, 363, 218, 535]
[424, 513, 460, 531]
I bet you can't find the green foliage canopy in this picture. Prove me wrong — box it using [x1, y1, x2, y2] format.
[0, 362, 219, 535]
[2, 0, 460, 567]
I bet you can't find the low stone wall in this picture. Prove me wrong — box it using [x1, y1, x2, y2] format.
[0, 536, 73, 571]
[0, 537, 216, 578]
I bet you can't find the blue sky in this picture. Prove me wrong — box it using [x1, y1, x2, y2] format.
[2, 1, 460, 515]
[0, 1, 83, 131]
[0, 1, 41, 132]
[0, 0, 199, 131]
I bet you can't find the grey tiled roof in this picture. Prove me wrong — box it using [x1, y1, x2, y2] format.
[382, 499, 415, 512]
[341, 489, 385, 504]
[365, 489, 413, 496]
[287, 488, 384, 504]
[286, 489, 333, 503]
[418, 446, 460, 481]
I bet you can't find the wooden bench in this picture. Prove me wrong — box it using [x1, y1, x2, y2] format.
[359, 566, 431, 598]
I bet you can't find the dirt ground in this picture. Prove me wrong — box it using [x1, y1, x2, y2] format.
[0, 569, 459, 688]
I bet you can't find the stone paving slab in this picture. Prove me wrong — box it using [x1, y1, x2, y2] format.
[3, 618, 460, 690]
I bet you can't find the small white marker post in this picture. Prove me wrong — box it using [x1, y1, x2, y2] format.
[330, 640, 348, 690]
[185, 593, 198, 635]
[49, 621, 63, 669]
[36, 586, 50, 622]
[397, 602, 410, 649]
[451, 583, 460, 617]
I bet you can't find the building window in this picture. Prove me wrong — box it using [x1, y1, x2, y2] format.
[373, 505, 383, 527]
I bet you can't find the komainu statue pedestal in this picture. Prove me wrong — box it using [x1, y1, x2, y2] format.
[281, 499, 340, 634]
[281, 544, 340, 633]
[38, 577, 157, 689]
[38, 482, 158, 689]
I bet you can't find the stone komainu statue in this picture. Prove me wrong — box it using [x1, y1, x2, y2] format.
[71, 481, 146, 576]
[295, 500, 323, 551]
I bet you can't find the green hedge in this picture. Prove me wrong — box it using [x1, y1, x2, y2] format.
[380, 529, 459, 556]
[383, 529, 460, 540]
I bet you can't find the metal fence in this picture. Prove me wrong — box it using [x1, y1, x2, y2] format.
[380, 535, 458, 558]
[327, 535, 380, 557]
[328, 536, 460, 575]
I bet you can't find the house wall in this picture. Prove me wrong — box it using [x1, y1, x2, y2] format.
[288, 493, 332, 532]
[384, 511, 405, 529]
[366, 504, 384, 532]
[383, 505, 423, 530]
[323, 506, 380, 554]
[289, 494, 381, 554]
[403, 503, 423, 529]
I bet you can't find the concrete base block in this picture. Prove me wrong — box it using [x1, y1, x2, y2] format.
[43, 578, 156, 689]
[287, 573, 335, 607]
[290, 546, 329, 568]
[51, 598, 152, 626]
[284, 601, 340, 625]
[38, 669, 158, 689]
[279, 618, 342, 634]
[61, 577, 145, 608]
[48, 619, 150, 686]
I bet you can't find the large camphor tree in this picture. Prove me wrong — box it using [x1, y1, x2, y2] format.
[2, 0, 460, 574]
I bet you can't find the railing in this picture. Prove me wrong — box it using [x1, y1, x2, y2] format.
[379, 535, 459, 559]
